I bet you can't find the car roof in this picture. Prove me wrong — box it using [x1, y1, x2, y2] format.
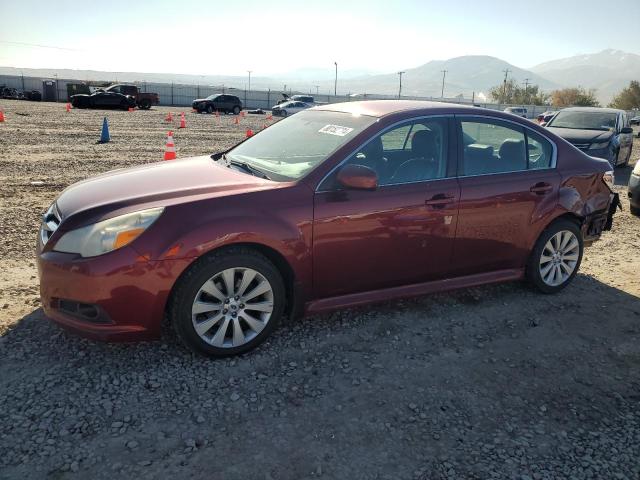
[311, 100, 476, 118]
[560, 107, 623, 114]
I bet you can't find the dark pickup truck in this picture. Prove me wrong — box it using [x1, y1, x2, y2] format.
[71, 84, 160, 110]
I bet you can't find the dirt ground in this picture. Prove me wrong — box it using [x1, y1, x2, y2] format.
[0, 100, 639, 480]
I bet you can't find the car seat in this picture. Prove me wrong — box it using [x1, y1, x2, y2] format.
[391, 130, 439, 183]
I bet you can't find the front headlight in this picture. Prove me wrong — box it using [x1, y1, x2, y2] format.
[589, 141, 610, 150]
[53, 207, 164, 257]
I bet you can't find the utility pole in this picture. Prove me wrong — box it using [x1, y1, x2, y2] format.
[502, 69, 511, 104]
[314, 85, 320, 95]
[522, 78, 530, 103]
[247, 70, 252, 93]
[334, 62, 338, 96]
[440, 70, 447, 98]
[397, 71, 405, 99]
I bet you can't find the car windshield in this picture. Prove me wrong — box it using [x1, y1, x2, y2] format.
[206, 94, 221, 100]
[548, 111, 617, 131]
[225, 110, 377, 181]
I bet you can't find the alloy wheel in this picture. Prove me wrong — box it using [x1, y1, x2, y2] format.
[191, 268, 274, 348]
[539, 230, 579, 287]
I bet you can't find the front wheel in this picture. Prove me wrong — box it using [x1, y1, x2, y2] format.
[527, 219, 583, 294]
[170, 248, 286, 357]
[281, 110, 288, 117]
[206, 105, 214, 114]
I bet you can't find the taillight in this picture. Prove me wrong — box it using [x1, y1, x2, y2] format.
[602, 170, 615, 191]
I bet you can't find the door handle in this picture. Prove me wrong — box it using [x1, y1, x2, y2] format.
[530, 182, 553, 195]
[425, 194, 455, 208]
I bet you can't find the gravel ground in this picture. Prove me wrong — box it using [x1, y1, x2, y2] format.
[0, 100, 639, 480]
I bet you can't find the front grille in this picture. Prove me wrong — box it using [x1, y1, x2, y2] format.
[40, 203, 61, 246]
[571, 143, 590, 151]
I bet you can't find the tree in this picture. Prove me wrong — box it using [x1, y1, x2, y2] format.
[550, 87, 599, 108]
[489, 79, 549, 105]
[609, 81, 640, 110]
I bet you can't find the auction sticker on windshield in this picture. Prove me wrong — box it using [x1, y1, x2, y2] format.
[318, 125, 354, 137]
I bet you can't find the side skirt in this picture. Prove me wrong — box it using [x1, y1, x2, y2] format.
[303, 269, 524, 316]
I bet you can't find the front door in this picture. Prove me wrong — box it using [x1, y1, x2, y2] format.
[450, 116, 560, 276]
[312, 116, 460, 299]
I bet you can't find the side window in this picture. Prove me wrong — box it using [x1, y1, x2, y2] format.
[526, 130, 554, 169]
[338, 118, 448, 187]
[460, 120, 526, 175]
[110, 86, 121, 94]
[380, 124, 411, 151]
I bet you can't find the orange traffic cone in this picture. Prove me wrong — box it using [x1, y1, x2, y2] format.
[233, 116, 239, 125]
[0, 110, 4, 122]
[164, 131, 176, 160]
[65, 103, 71, 113]
[266, 113, 273, 121]
[128, 107, 134, 112]
[240, 111, 246, 118]
[179, 112, 186, 129]
[246, 129, 254, 137]
[262, 122, 267, 130]
[165, 112, 173, 122]
[215, 110, 220, 123]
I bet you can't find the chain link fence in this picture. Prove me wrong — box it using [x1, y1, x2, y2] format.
[1, 74, 629, 119]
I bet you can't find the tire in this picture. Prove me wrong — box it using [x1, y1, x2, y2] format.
[206, 105, 214, 114]
[526, 218, 583, 294]
[169, 247, 286, 357]
[233, 105, 241, 115]
[139, 99, 151, 110]
[281, 110, 288, 117]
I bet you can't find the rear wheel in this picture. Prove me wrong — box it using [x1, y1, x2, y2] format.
[139, 99, 151, 109]
[527, 219, 583, 294]
[233, 105, 241, 115]
[206, 105, 214, 114]
[170, 248, 285, 357]
[281, 110, 288, 117]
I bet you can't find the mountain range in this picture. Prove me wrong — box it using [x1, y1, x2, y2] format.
[1, 49, 638, 104]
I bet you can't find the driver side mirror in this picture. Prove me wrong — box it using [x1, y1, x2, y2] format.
[336, 164, 378, 191]
[620, 127, 633, 134]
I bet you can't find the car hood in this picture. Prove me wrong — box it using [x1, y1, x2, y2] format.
[545, 127, 613, 144]
[55, 155, 275, 221]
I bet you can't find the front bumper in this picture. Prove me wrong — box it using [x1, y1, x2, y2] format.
[629, 174, 640, 211]
[37, 246, 192, 341]
[587, 147, 615, 166]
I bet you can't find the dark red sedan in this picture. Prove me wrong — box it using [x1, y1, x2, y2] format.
[37, 101, 619, 356]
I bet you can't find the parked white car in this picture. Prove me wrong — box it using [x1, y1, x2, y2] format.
[504, 107, 528, 118]
[271, 101, 311, 117]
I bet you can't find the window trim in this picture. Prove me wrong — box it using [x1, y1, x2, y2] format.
[315, 114, 455, 193]
[454, 114, 557, 178]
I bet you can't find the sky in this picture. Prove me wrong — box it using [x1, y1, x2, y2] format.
[1, 0, 640, 77]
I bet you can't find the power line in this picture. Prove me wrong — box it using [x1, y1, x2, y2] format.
[0, 40, 81, 51]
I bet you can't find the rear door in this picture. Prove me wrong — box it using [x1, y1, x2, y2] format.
[450, 116, 560, 277]
[312, 116, 460, 298]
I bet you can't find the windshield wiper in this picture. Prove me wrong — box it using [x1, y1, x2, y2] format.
[228, 158, 271, 180]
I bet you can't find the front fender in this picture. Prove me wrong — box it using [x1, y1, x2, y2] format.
[129, 186, 314, 297]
